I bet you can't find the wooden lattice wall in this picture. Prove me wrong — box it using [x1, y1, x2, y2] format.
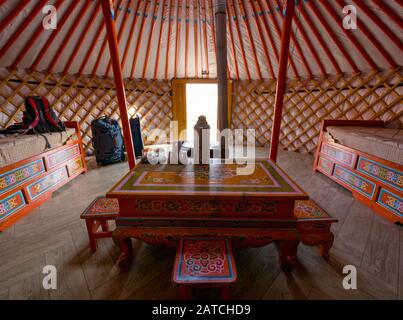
[0, 67, 401, 156]
[0, 68, 172, 154]
[232, 68, 403, 153]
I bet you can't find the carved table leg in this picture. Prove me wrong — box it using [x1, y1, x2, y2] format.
[320, 232, 334, 260]
[112, 229, 134, 273]
[279, 240, 299, 273]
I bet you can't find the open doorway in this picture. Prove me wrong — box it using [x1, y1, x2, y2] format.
[186, 83, 218, 143]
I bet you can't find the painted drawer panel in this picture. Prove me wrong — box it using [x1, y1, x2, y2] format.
[377, 189, 402, 218]
[333, 165, 376, 199]
[357, 157, 402, 191]
[0, 190, 26, 222]
[46, 144, 80, 169]
[321, 143, 356, 168]
[67, 157, 84, 177]
[26, 167, 69, 201]
[0, 159, 45, 196]
[318, 157, 333, 175]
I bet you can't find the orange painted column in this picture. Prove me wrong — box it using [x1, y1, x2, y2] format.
[101, 0, 135, 169]
[269, 0, 295, 162]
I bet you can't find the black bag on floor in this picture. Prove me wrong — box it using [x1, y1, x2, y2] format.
[91, 116, 125, 165]
[129, 115, 144, 158]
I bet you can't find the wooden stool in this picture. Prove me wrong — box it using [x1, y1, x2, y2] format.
[294, 200, 338, 259]
[172, 237, 237, 300]
[80, 196, 119, 252]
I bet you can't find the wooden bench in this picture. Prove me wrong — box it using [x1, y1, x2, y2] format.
[80, 196, 119, 252]
[294, 200, 338, 259]
[172, 237, 237, 299]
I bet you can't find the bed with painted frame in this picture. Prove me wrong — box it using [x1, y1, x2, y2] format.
[313, 119, 402, 224]
[0, 121, 87, 230]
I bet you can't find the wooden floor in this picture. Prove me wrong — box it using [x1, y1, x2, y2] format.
[0, 150, 402, 300]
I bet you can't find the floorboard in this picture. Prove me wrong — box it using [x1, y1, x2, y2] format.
[0, 150, 401, 300]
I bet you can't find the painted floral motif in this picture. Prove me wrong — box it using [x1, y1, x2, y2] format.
[47, 145, 79, 168]
[0, 160, 44, 193]
[28, 167, 68, 199]
[358, 159, 402, 190]
[182, 240, 228, 277]
[334, 166, 374, 197]
[0, 192, 25, 219]
[321, 144, 354, 167]
[82, 196, 119, 217]
[294, 200, 330, 219]
[378, 189, 402, 216]
[67, 157, 83, 176]
[134, 199, 277, 216]
[318, 157, 333, 174]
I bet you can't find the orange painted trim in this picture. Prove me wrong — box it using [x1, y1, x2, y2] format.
[0, 122, 86, 231]
[238, 0, 263, 80]
[153, 0, 167, 80]
[308, 0, 359, 73]
[228, 2, 251, 81]
[320, 0, 377, 70]
[201, 2, 210, 78]
[264, 0, 298, 79]
[130, 0, 151, 79]
[101, 0, 136, 169]
[248, 0, 275, 78]
[0, 0, 48, 60]
[165, 0, 174, 80]
[47, 1, 91, 73]
[105, 0, 132, 78]
[29, 1, 79, 70]
[142, 1, 161, 79]
[121, 0, 143, 72]
[174, 0, 182, 79]
[335, 0, 396, 68]
[269, 0, 295, 162]
[64, 4, 101, 74]
[226, 2, 239, 81]
[0, 0, 29, 35]
[313, 119, 402, 224]
[299, 3, 341, 74]
[12, 0, 64, 68]
[92, 0, 124, 76]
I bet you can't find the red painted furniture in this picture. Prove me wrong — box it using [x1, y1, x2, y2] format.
[80, 196, 119, 252]
[294, 200, 338, 259]
[0, 121, 87, 230]
[172, 237, 237, 300]
[313, 120, 402, 224]
[107, 160, 309, 273]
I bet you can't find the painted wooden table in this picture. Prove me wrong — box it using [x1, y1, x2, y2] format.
[106, 160, 308, 272]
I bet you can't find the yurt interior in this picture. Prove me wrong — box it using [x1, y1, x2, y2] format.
[0, 0, 402, 303]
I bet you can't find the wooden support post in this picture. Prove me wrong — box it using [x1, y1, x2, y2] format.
[215, 0, 228, 157]
[101, 0, 136, 169]
[269, 0, 295, 162]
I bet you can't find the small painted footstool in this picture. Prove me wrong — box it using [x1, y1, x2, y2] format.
[294, 200, 338, 259]
[172, 237, 237, 300]
[80, 196, 119, 252]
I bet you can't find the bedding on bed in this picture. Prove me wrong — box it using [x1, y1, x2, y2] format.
[325, 126, 403, 165]
[0, 128, 77, 168]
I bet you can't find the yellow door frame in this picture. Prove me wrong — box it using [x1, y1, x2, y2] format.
[171, 79, 233, 140]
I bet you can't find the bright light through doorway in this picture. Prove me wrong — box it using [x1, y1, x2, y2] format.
[186, 83, 218, 143]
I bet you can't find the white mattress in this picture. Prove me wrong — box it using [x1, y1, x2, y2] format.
[326, 126, 403, 165]
[0, 128, 77, 168]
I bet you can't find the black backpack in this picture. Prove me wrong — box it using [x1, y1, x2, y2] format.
[23, 96, 65, 133]
[91, 116, 125, 165]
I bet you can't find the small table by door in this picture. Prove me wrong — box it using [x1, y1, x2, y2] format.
[106, 159, 308, 272]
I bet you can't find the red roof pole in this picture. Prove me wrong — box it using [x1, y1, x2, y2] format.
[269, 0, 295, 163]
[101, 0, 136, 169]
